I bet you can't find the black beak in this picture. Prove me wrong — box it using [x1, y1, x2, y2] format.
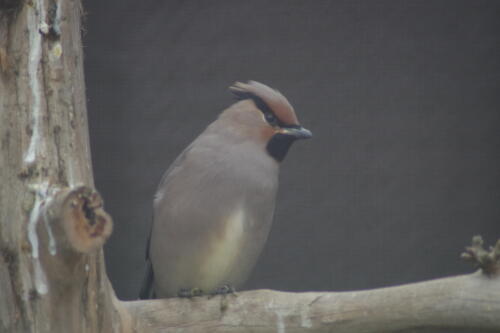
[279, 126, 312, 140]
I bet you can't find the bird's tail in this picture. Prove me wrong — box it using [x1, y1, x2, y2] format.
[138, 259, 155, 299]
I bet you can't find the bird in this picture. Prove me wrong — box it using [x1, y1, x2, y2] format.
[139, 81, 311, 299]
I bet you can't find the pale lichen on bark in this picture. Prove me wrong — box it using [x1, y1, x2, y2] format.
[24, 0, 47, 165]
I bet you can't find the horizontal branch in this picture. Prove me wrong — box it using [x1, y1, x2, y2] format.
[123, 271, 500, 333]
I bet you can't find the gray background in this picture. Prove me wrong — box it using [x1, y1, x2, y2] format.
[83, 0, 500, 311]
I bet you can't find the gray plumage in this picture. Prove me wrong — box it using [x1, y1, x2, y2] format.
[140, 81, 311, 298]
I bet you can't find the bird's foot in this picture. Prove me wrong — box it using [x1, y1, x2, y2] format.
[177, 287, 204, 298]
[208, 285, 237, 312]
[209, 284, 237, 297]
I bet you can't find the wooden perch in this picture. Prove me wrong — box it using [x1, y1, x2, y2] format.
[122, 237, 500, 333]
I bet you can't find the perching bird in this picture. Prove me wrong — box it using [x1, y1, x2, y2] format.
[139, 81, 311, 298]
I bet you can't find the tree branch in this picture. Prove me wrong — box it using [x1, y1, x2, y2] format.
[121, 237, 500, 333]
[124, 271, 500, 333]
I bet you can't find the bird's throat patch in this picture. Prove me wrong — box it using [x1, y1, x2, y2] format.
[266, 133, 296, 162]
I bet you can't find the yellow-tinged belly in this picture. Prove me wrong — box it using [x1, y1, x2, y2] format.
[199, 207, 246, 290]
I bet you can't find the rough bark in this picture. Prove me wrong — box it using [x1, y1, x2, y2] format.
[0, 0, 125, 332]
[125, 271, 500, 333]
[0, 1, 499, 333]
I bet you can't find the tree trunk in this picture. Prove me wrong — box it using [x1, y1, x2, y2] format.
[0, 1, 499, 333]
[0, 0, 125, 332]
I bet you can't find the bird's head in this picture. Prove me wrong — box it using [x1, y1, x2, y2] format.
[222, 81, 312, 162]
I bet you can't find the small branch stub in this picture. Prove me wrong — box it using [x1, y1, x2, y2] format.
[46, 186, 113, 253]
[461, 235, 500, 276]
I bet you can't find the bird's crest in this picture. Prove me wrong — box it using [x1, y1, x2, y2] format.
[229, 81, 299, 125]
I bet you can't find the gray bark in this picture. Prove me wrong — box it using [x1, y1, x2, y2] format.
[126, 272, 500, 333]
[0, 0, 123, 332]
[0, 1, 499, 333]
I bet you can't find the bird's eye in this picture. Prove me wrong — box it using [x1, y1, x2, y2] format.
[265, 113, 278, 126]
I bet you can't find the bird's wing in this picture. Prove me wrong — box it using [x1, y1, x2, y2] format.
[138, 256, 155, 299]
[138, 143, 195, 299]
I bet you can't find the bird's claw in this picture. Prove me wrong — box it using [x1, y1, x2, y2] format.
[177, 287, 204, 298]
[210, 284, 237, 297]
